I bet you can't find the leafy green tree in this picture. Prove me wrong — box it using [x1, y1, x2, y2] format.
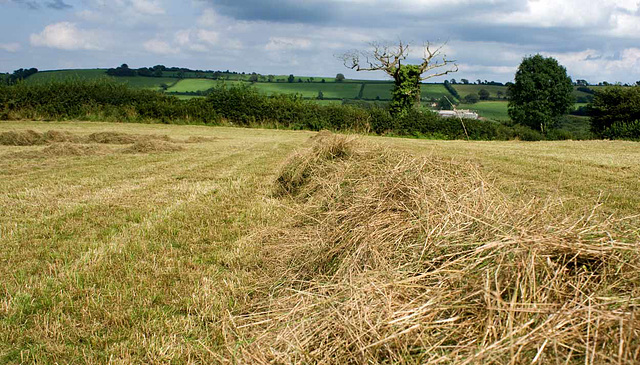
[335, 73, 346, 82]
[589, 86, 640, 138]
[508, 54, 573, 132]
[288, 74, 295, 83]
[437, 97, 453, 110]
[343, 41, 457, 117]
[317, 90, 324, 100]
[464, 94, 479, 104]
[248, 74, 259, 82]
[478, 89, 490, 100]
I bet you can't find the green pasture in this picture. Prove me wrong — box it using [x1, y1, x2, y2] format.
[27, 70, 178, 90]
[167, 79, 220, 93]
[452, 84, 508, 99]
[251, 82, 362, 99]
[27, 69, 110, 82]
[458, 101, 509, 120]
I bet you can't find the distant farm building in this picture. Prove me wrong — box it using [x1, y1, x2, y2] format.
[437, 109, 479, 119]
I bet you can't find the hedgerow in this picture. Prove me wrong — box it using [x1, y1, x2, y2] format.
[0, 80, 568, 140]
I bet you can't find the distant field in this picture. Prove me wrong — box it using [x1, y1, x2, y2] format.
[167, 79, 219, 93]
[458, 101, 509, 120]
[118, 77, 180, 90]
[28, 70, 178, 90]
[453, 84, 508, 99]
[252, 82, 362, 99]
[27, 69, 110, 82]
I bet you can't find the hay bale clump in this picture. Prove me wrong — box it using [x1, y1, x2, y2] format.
[87, 131, 139, 144]
[275, 132, 357, 196]
[42, 130, 84, 143]
[41, 143, 106, 156]
[225, 137, 640, 364]
[183, 136, 217, 143]
[123, 140, 184, 154]
[0, 130, 45, 146]
[87, 131, 173, 144]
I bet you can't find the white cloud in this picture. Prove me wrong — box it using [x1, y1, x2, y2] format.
[197, 29, 219, 46]
[143, 39, 179, 54]
[131, 0, 165, 15]
[30, 22, 103, 51]
[197, 8, 220, 28]
[0, 43, 21, 52]
[545, 48, 640, 82]
[265, 37, 312, 51]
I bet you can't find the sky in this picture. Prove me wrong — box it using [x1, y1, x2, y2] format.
[2, 0, 640, 83]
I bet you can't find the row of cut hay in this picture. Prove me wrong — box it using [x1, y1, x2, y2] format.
[0, 129, 211, 146]
[223, 133, 640, 364]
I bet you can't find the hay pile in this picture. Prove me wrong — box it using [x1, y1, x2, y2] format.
[0, 130, 47, 146]
[123, 139, 184, 153]
[1, 129, 189, 156]
[41, 143, 106, 156]
[225, 134, 640, 364]
[87, 131, 173, 144]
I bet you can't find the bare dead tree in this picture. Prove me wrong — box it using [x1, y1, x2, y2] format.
[342, 41, 458, 81]
[341, 41, 458, 115]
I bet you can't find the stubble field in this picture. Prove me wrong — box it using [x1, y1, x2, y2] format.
[1, 121, 638, 363]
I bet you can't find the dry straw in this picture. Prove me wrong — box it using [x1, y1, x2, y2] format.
[224, 133, 640, 364]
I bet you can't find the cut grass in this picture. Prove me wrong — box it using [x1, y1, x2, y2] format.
[226, 134, 640, 363]
[1, 121, 638, 363]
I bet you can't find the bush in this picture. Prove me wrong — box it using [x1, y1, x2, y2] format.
[0, 80, 581, 142]
[0, 79, 219, 124]
[600, 120, 640, 140]
[589, 86, 640, 139]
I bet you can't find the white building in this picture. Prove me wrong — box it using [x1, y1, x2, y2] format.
[437, 109, 479, 120]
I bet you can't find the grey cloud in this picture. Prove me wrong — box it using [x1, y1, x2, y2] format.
[47, 0, 71, 9]
[9, 0, 71, 10]
[204, 0, 529, 27]
[205, 0, 334, 23]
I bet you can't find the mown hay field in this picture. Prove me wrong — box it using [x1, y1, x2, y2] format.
[1, 121, 639, 364]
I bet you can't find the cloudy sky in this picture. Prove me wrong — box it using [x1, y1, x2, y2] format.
[2, 0, 640, 83]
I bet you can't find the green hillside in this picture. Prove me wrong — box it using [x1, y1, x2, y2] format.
[458, 101, 509, 120]
[252, 82, 362, 99]
[167, 79, 221, 93]
[453, 84, 508, 99]
[27, 69, 109, 82]
[27, 69, 179, 91]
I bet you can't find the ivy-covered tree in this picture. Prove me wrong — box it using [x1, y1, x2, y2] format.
[508, 55, 573, 133]
[342, 41, 457, 116]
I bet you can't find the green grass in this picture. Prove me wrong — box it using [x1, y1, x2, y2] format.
[27, 70, 178, 91]
[452, 84, 508, 99]
[458, 101, 509, 120]
[1, 121, 639, 362]
[311, 99, 345, 106]
[166, 79, 220, 93]
[27, 69, 110, 82]
[251, 82, 362, 99]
